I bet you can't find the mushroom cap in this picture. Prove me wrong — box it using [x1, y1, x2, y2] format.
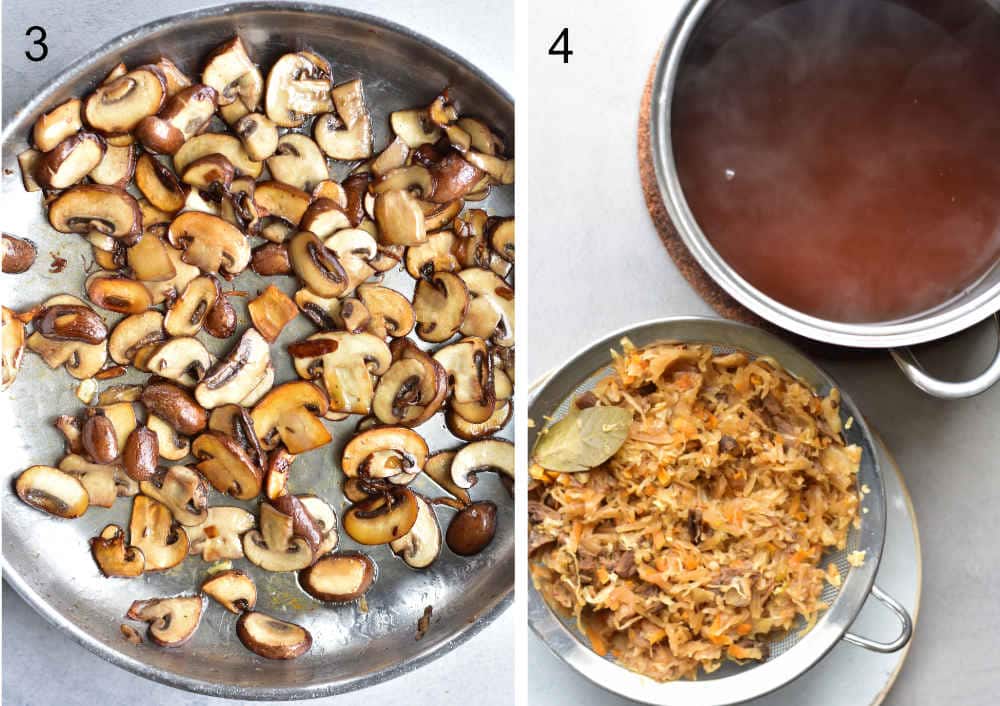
[250, 381, 331, 454]
[48, 185, 141, 239]
[201, 569, 257, 613]
[141, 380, 208, 436]
[195, 328, 272, 409]
[389, 493, 442, 568]
[372, 341, 448, 427]
[290, 331, 391, 415]
[459, 267, 514, 347]
[33, 97, 83, 152]
[89, 143, 137, 189]
[126, 595, 203, 647]
[167, 211, 251, 278]
[85, 273, 153, 315]
[242, 505, 314, 572]
[90, 524, 145, 577]
[129, 495, 189, 571]
[36, 131, 107, 190]
[172, 132, 263, 177]
[265, 52, 333, 128]
[357, 284, 415, 339]
[299, 551, 375, 602]
[84, 65, 167, 134]
[15, 465, 89, 518]
[236, 612, 312, 660]
[268, 133, 328, 192]
[413, 272, 469, 343]
[235, 112, 279, 161]
[451, 439, 515, 489]
[139, 465, 209, 526]
[58, 453, 136, 507]
[446, 500, 498, 556]
[341, 426, 429, 480]
[144, 336, 215, 387]
[433, 336, 494, 407]
[187, 506, 256, 561]
[191, 431, 263, 500]
[343, 486, 419, 545]
[423, 450, 471, 505]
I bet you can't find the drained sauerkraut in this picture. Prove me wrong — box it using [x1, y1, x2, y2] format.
[529, 341, 861, 682]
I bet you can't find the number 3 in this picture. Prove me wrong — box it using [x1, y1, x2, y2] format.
[25, 26, 48, 62]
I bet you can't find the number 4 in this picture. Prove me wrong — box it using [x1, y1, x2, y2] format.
[549, 28, 572, 64]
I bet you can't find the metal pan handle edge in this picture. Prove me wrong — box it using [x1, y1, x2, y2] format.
[842, 584, 913, 653]
[889, 313, 1000, 399]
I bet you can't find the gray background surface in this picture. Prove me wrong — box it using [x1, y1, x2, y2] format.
[527, 2, 999, 706]
[0, 1, 512, 705]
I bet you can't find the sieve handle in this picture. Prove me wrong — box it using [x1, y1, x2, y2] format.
[842, 584, 913, 653]
[889, 314, 1000, 399]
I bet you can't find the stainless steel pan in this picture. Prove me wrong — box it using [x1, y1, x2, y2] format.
[1, 2, 513, 699]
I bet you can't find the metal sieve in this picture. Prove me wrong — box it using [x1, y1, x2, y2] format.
[528, 317, 912, 706]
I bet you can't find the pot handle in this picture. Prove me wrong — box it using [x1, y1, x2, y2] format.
[889, 314, 1000, 399]
[842, 584, 913, 653]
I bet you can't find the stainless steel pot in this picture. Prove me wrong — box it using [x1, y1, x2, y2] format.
[648, 0, 1000, 399]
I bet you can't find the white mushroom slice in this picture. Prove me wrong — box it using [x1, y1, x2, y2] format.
[390, 494, 442, 568]
[126, 596, 203, 647]
[390, 108, 441, 148]
[153, 57, 192, 98]
[372, 339, 448, 427]
[405, 230, 458, 278]
[451, 439, 514, 489]
[202, 569, 257, 613]
[291, 331, 391, 415]
[234, 112, 278, 160]
[187, 506, 256, 561]
[195, 328, 271, 408]
[167, 211, 251, 278]
[15, 465, 89, 518]
[139, 466, 208, 526]
[90, 524, 145, 577]
[89, 143, 136, 189]
[413, 272, 469, 343]
[242, 503, 313, 572]
[241, 363, 275, 407]
[374, 189, 427, 246]
[36, 132, 107, 189]
[33, 98, 83, 151]
[458, 268, 514, 347]
[26, 294, 108, 380]
[143, 246, 201, 305]
[357, 284, 415, 339]
[236, 612, 312, 660]
[84, 65, 166, 134]
[202, 37, 260, 109]
[294, 287, 342, 329]
[17, 148, 43, 192]
[423, 451, 471, 504]
[298, 495, 339, 556]
[314, 79, 373, 160]
[107, 311, 164, 367]
[47, 185, 142, 242]
[191, 431, 263, 500]
[267, 133, 328, 192]
[145, 336, 215, 387]
[265, 52, 333, 128]
[301, 199, 352, 238]
[447, 400, 512, 441]
[136, 85, 219, 155]
[341, 426, 429, 480]
[172, 133, 263, 177]
[369, 136, 410, 178]
[59, 454, 137, 507]
[129, 495, 189, 571]
[433, 336, 495, 411]
[2, 307, 26, 390]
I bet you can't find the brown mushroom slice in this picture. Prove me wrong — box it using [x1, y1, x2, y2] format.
[372, 339, 448, 427]
[299, 552, 375, 602]
[450, 439, 514, 489]
[374, 189, 427, 246]
[421, 198, 464, 233]
[202, 569, 257, 613]
[33, 98, 83, 151]
[369, 136, 410, 178]
[123, 424, 159, 482]
[194, 328, 271, 410]
[173, 133, 263, 177]
[390, 108, 441, 148]
[2, 307, 26, 390]
[390, 494, 442, 568]
[241, 363, 275, 407]
[134, 153, 186, 213]
[357, 284, 415, 339]
[187, 506, 255, 561]
[413, 272, 469, 343]
[267, 133, 328, 192]
[143, 245, 201, 305]
[36, 132, 107, 189]
[32, 298, 109, 345]
[459, 268, 514, 347]
[263, 447, 293, 500]
[291, 331, 391, 415]
[434, 335, 495, 406]
[452, 209, 510, 277]
[269, 494, 326, 553]
[323, 228, 376, 293]
[265, 52, 333, 128]
[167, 211, 251, 278]
[448, 400, 511, 441]
[204, 293, 238, 339]
[136, 84, 218, 155]
[423, 451, 471, 504]
[251, 381, 331, 453]
[312, 179, 347, 208]
[145, 336, 215, 387]
[192, 431, 263, 500]
[102, 62, 128, 85]
[17, 148, 43, 192]
[48, 185, 141, 241]
[181, 154, 235, 191]
[129, 495, 189, 571]
[234, 112, 279, 161]
[247, 284, 299, 343]
[243, 503, 313, 572]
[26, 295, 108, 379]
[341, 426, 429, 482]
[488, 217, 514, 263]
[127, 233, 176, 282]
[251, 241, 291, 276]
[209, 403, 266, 468]
[446, 500, 498, 556]
[288, 230, 349, 298]
[293, 287, 341, 329]
[90, 524, 145, 577]
[15, 465, 89, 518]
[338, 297, 371, 333]
[301, 199, 352, 238]
[405, 230, 458, 278]
[164, 275, 219, 337]
[108, 310, 165, 365]
[426, 152, 484, 203]
[58, 453, 133, 507]
[298, 495, 339, 556]
[94, 401, 138, 451]
[219, 176, 262, 236]
[313, 79, 373, 160]
[343, 486, 419, 545]
[84, 65, 166, 134]
[141, 380, 208, 436]
[254, 180, 312, 234]
[153, 57, 191, 97]
[465, 150, 515, 185]
[237, 612, 312, 660]
[146, 413, 189, 461]
[341, 172, 370, 226]
[126, 595, 203, 647]
[202, 37, 257, 106]
[81, 409, 120, 464]
[140, 466, 208, 526]
[88, 143, 136, 189]
[457, 117, 505, 155]
[85, 273, 153, 315]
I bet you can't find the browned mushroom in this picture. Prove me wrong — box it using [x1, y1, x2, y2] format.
[413, 272, 469, 343]
[288, 230, 349, 298]
[208, 403, 266, 468]
[26, 295, 108, 379]
[89, 143, 137, 189]
[1, 307, 25, 390]
[36, 132, 106, 189]
[192, 431, 263, 500]
[265, 51, 333, 128]
[450, 439, 514, 489]
[126, 595, 203, 647]
[247, 284, 299, 343]
[86, 273, 153, 315]
[141, 380, 208, 436]
[3, 235, 37, 274]
[108, 310, 165, 366]
[202, 569, 257, 613]
[434, 336, 496, 422]
[314, 79, 372, 159]
[144, 336, 215, 387]
[446, 500, 498, 556]
[58, 453, 136, 507]
[139, 465, 209, 525]
[84, 65, 166, 134]
[267, 133, 328, 192]
[187, 506, 255, 561]
[33, 98, 83, 151]
[173, 133, 263, 177]
[122, 425, 159, 481]
[234, 112, 279, 161]
[251, 242, 291, 276]
[181, 154, 235, 191]
[389, 493, 442, 568]
[423, 451, 472, 505]
[291, 331, 391, 415]
[343, 486, 419, 545]
[129, 495, 189, 571]
[47, 185, 141, 242]
[250, 381, 331, 454]
[299, 552, 375, 602]
[15, 465, 89, 518]
[167, 211, 251, 278]
[242, 503, 313, 571]
[236, 612, 312, 660]
[90, 524, 145, 577]
[374, 189, 427, 246]
[195, 328, 272, 408]
[372, 338, 447, 427]
[17, 148, 42, 192]
[404, 230, 458, 279]
[82, 409, 120, 464]
[135, 84, 218, 155]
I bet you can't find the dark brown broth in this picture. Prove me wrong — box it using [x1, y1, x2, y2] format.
[672, 0, 1000, 322]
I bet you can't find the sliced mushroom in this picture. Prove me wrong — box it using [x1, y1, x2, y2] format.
[422, 198, 464, 232]
[254, 181, 312, 237]
[314, 79, 372, 159]
[243, 502, 313, 571]
[413, 272, 469, 343]
[153, 57, 192, 98]
[181, 154, 235, 191]
[47, 185, 141, 241]
[167, 211, 251, 278]
[357, 284, 415, 339]
[58, 453, 136, 507]
[450, 439, 514, 490]
[126, 595, 203, 647]
[251, 242, 291, 276]
[234, 112, 279, 161]
[136, 84, 218, 154]
[143, 245, 201, 305]
[389, 493, 442, 568]
[128, 232, 176, 281]
[338, 297, 370, 333]
[191, 329, 270, 412]
[268, 133, 328, 192]
[263, 446, 294, 500]
[15, 465, 89, 518]
[465, 150, 514, 184]
[129, 495, 189, 571]
[2, 307, 25, 390]
[453, 209, 511, 277]
[123, 425, 159, 482]
[427, 153, 484, 203]
[369, 136, 410, 178]
[202, 37, 260, 109]
[202, 569, 257, 613]
[294, 287, 341, 329]
[250, 381, 331, 453]
[145, 336, 215, 387]
[220, 176, 262, 235]
[301, 199, 352, 238]
[209, 403, 266, 469]
[372, 338, 447, 426]
[374, 189, 427, 246]
[341, 426, 429, 486]
[89, 143, 137, 189]
[192, 431, 263, 500]
[36, 132, 106, 189]
[140, 466, 208, 526]
[108, 310, 165, 365]
[341, 173, 370, 226]
[459, 268, 514, 347]
[448, 400, 511, 440]
[141, 380, 208, 435]
[82, 409, 120, 463]
[291, 331, 390, 415]
[446, 500, 498, 556]
[488, 217, 514, 263]
[390, 108, 441, 149]
[241, 363, 275, 406]
[173, 133, 263, 177]
[298, 495, 339, 556]
[236, 612, 312, 660]
[433, 336, 495, 416]
[147, 413, 190, 461]
[269, 493, 326, 553]
[84, 65, 166, 134]
[343, 486, 419, 545]
[288, 230, 349, 298]
[405, 230, 458, 278]
[164, 275, 219, 337]
[90, 524, 145, 577]
[424, 451, 472, 504]
[247, 284, 299, 343]
[135, 152, 187, 213]
[204, 292, 238, 339]
[85, 273, 152, 314]
[323, 228, 376, 292]
[17, 148, 42, 192]
[265, 51, 333, 128]
[26, 295, 108, 379]
[299, 552, 375, 602]
[33, 98, 83, 152]
[312, 179, 348, 207]
[187, 506, 255, 561]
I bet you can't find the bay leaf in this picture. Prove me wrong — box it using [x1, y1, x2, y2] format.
[532, 405, 632, 472]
